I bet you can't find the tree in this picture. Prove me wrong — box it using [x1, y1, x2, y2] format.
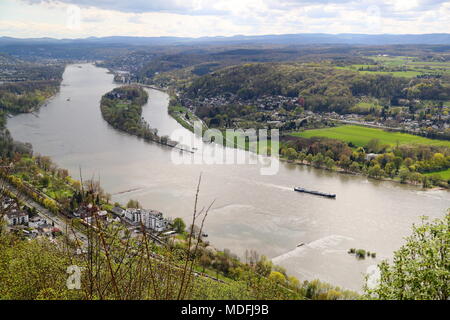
[268, 271, 286, 284]
[365, 214, 449, 300]
[422, 175, 431, 188]
[409, 172, 423, 185]
[126, 199, 140, 209]
[339, 154, 352, 170]
[393, 156, 403, 170]
[312, 153, 325, 168]
[384, 162, 396, 177]
[199, 253, 212, 272]
[43, 198, 58, 213]
[368, 164, 384, 179]
[41, 175, 50, 188]
[324, 157, 335, 170]
[172, 217, 186, 234]
[298, 152, 307, 163]
[285, 148, 297, 161]
[349, 161, 360, 173]
[160, 135, 169, 145]
[255, 255, 272, 277]
[366, 139, 381, 153]
[404, 157, 414, 168]
[399, 168, 410, 183]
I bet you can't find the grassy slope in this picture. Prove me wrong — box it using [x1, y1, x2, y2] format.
[291, 125, 450, 148]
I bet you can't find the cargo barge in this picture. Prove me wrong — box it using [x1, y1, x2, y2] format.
[294, 187, 336, 198]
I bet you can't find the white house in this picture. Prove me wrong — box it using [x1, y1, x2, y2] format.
[4, 209, 29, 226]
[365, 153, 379, 161]
[123, 208, 168, 232]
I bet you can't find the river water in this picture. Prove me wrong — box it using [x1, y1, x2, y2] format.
[7, 64, 450, 292]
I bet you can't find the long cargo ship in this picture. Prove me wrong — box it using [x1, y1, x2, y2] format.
[294, 187, 336, 198]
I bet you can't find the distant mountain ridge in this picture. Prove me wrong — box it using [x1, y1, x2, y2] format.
[1, 33, 450, 46]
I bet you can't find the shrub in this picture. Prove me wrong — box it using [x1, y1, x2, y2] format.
[355, 249, 366, 259]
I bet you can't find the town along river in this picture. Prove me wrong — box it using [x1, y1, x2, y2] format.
[7, 63, 450, 292]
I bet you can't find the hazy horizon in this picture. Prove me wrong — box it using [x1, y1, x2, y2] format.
[3, 32, 450, 41]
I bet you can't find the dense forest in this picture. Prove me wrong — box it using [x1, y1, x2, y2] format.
[100, 86, 153, 138]
[99, 85, 177, 147]
[0, 80, 61, 114]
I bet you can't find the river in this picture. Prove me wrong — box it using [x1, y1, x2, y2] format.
[7, 64, 450, 292]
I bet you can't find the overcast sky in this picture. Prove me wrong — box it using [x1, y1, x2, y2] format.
[0, 0, 449, 38]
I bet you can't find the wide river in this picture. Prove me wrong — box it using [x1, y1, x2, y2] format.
[7, 64, 450, 292]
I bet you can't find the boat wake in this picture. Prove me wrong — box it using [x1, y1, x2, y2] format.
[210, 204, 255, 215]
[113, 187, 143, 195]
[271, 234, 354, 263]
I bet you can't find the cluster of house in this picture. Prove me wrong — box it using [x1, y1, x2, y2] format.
[180, 88, 450, 136]
[325, 107, 450, 134]
[2, 194, 170, 241]
[113, 70, 133, 84]
[180, 93, 302, 114]
[112, 206, 169, 232]
[105, 90, 131, 101]
[104, 51, 155, 76]
[2, 197, 60, 238]
[73, 203, 120, 225]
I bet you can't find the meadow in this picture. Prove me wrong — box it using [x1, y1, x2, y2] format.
[424, 168, 450, 180]
[336, 56, 450, 79]
[291, 125, 450, 148]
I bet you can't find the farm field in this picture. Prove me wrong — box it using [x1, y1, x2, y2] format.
[336, 55, 450, 79]
[291, 125, 450, 148]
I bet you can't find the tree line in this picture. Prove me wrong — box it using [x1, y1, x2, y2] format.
[281, 135, 450, 188]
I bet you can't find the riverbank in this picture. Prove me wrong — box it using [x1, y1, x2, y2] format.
[166, 104, 448, 190]
[279, 157, 448, 190]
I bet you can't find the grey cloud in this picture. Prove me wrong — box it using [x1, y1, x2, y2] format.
[21, 0, 448, 20]
[22, 0, 228, 15]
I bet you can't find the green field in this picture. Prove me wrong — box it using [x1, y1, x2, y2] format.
[336, 56, 450, 79]
[424, 168, 450, 180]
[291, 125, 450, 148]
